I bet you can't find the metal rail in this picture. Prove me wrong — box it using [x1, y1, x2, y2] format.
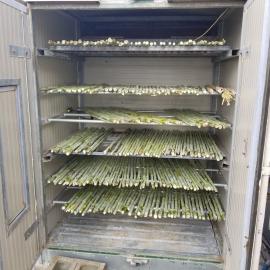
[52, 187, 81, 206]
[29, 1, 244, 10]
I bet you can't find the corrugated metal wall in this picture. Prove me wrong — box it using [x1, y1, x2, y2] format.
[0, 2, 39, 270]
[32, 10, 78, 234]
[224, 0, 268, 269]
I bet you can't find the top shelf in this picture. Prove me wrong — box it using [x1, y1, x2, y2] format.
[46, 38, 233, 57]
[40, 84, 236, 106]
[49, 45, 232, 57]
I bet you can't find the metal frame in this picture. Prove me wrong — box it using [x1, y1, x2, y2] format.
[77, 59, 85, 130]
[0, 0, 27, 13]
[52, 187, 81, 206]
[28, 6, 48, 257]
[36, 48, 72, 61]
[0, 79, 30, 234]
[27, 0, 244, 10]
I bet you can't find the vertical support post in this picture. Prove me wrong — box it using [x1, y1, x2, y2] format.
[75, 17, 85, 130]
[77, 59, 85, 130]
[212, 60, 220, 139]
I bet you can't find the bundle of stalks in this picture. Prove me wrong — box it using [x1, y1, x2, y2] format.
[166, 109, 231, 129]
[50, 128, 110, 155]
[215, 86, 236, 106]
[62, 186, 225, 221]
[84, 107, 231, 128]
[48, 38, 226, 47]
[105, 129, 223, 161]
[47, 157, 217, 192]
[41, 85, 235, 104]
[86, 107, 183, 125]
[41, 85, 216, 95]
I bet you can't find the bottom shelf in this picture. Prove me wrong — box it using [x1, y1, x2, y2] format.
[60, 186, 224, 221]
[47, 215, 223, 264]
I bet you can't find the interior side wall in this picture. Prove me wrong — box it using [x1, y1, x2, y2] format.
[209, 9, 243, 254]
[32, 10, 78, 234]
[222, 9, 243, 49]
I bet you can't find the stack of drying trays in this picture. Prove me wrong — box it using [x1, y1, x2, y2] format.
[46, 38, 233, 221]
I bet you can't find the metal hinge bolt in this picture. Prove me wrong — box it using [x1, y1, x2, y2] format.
[239, 47, 250, 57]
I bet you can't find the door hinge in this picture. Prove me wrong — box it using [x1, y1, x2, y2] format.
[262, 166, 270, 176]
[239, 47, 250, 58]
[244, 0, 254, 11]
[244, 235, 250, 249]
[24, 219, 39, 240]
[9, 45, 31, 59]
[224, 228, 232, 253]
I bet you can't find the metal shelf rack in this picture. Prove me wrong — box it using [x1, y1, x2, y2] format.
[43, 110, 231, 129]
[43, 131, 226, 162]
[52, 176, 228, 206]
[43, 45, 232, 57]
